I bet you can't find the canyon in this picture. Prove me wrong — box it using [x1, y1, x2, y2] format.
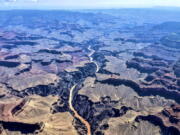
[0, 9, 179, 135]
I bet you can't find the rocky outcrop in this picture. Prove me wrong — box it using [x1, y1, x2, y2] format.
[0, 61, 20, 67]
[4, 54, 19, 60]
[135, 104, 180, 135]
[125, 48, 180, 103]
[97, 78, 180, 103]
[126, 57, 168, 74]
[2, 41, 38, 49]
[0, 99, 27, 121]
[7, 73, 59, 92]
[15, 64, 32, 75]
[38, 49, 62, 55]
[73, 94, 132, 134]
[1, 9, 180, 135]
[0, 121, 42, 134]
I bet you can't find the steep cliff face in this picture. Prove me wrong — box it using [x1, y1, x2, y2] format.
[135, 104, 180, 135]
[0, 61, 20, 67]
[0, 10, 180, 135]
[125, 46, 180, 103]
[0, 121, 42, 134]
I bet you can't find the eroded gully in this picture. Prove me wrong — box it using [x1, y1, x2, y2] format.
[68, 45, 99, 135]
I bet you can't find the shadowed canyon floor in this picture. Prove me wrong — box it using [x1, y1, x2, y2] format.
[0, 9, 180, 135]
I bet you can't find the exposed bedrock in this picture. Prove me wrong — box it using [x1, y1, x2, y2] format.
[133, 52, 166, 61]
[4, 54, 19, 60]
[38, 49, 62, 55]
[2, 41, 38, 49]
[125, 53, 180, 103]
[97, 78, 180, 103]
[0, 98, 43, 134]
[0, 121, 42, 134]
[10, 62, 96, 97]
[72, 94, 132, 134]
[3, 62, 97, 134]
[11, 99, 28, 115]
[0, 99, 27, 122]
[135, 104, 180, 135]
[51, 98, 69, 113]
[135, 116, 179, 135]
[15, 64, 32, 75]
[126, 57, 168, 74]
[0, 61, 20, 67]
[91, 52, 107, 68]
[91, 50, 121, 75]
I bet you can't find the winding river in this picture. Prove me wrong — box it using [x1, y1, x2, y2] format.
[68, 46, 99, 135]
[88, 45, 99, 72]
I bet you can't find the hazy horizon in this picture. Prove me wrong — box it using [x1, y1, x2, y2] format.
[0, 0, 180, 10]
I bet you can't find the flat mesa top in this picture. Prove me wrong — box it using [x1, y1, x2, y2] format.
[0, 9, 179, 135]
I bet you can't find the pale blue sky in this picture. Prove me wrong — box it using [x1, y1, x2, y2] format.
[0, 0, 180, 9]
